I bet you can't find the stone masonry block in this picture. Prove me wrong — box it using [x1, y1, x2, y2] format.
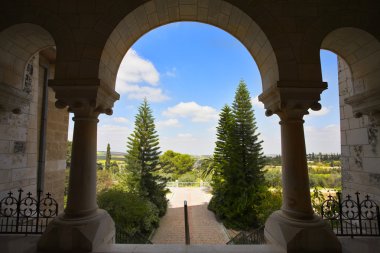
[346, 128, 368, 145]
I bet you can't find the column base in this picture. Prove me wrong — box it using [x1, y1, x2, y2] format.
[264, 210, 341, 253]
[37, 209, 115, 252]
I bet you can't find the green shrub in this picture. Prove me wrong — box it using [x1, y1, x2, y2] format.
[97, 188, 159, 236]
[255, 188, 282, 226]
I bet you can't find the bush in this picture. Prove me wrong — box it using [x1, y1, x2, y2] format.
[255, 188, 282, 226]
[97, 188, 159, 236]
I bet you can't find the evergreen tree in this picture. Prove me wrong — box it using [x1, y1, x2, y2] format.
[209, 80, 266, 229]
[105, 143, 111, 170]
[210, 105, 234, 189]
[125, 99, 168, 216]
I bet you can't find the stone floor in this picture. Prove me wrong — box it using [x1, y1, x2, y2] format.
[151, 187, 230, 244]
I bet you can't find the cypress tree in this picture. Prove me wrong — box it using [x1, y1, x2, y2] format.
[125, 98, 168, 216]
[105, 143, 111, 170]
[209, 80, 266, 229]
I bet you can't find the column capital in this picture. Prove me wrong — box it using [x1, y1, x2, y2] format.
[345, 88, 380, 125]
[258, 81, 327, 121]
[49, 78, 120, 117]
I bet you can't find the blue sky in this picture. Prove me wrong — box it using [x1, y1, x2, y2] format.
[69, 22, 340, 155]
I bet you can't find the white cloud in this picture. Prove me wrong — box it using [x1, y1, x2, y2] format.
[116, 49, 169, 102]
[117, 83, 169, 102]
[97, 124, 131, 152]
[163, 102, 219, 122]
[308, 107, 330, 117]
[160, 133, 215, 155]
[304, 124, 340, 153]
[177, 133, 194, 139]
[112, 117, 129, 123]
[156, 118, 181, 128]
[251, 96, 264, 109]
[117, 49, 159, 85]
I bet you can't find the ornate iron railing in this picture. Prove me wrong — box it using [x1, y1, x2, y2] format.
[0, 189, 58, 234]
[226, 226, 265, 245]
[321, 192, 380, 237]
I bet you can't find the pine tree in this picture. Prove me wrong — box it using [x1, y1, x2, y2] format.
[105, 143, 111, 170]
[210, 105, 234, 189]
[209, 80, 266, 229]
[125, 98, 168, 216]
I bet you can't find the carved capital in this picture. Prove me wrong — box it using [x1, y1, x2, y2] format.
[49, 78, 119, 117]
[258, 81, 327, 121]
[345, 88, 380, 125]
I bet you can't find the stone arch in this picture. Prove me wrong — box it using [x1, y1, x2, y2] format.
[98, 0, 280, 93]
[321, 27, 380, 95]
[0, 23, 56, 89]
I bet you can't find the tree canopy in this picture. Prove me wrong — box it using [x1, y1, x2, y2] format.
[209, 80, 266, 229]
[125, 99, 168, 216]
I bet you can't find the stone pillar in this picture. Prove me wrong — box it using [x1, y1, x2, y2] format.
[38, 79, 119, 252]
[280, 111, 314, 219]
[259, 83, 341, 253]
[65, 114, 98, 217]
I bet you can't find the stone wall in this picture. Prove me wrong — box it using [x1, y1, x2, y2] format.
[0, 52, 68, 214]
[0, 56, 39, 199]
[339, 57, 380, 205]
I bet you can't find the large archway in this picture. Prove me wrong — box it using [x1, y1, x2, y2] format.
[98, 0, 280, 94]
[0, 23, 68, 212]
[320, 27, 380, 204]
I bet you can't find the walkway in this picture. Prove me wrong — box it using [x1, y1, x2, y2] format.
[151, 187, 230, 244]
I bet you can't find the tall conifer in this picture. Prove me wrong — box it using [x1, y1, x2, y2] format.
[125, 99, 168, 215]
[105, 143, 111, 170]
[209, 80, 265, 229]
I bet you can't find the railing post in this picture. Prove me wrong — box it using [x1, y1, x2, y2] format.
[337, 192, 344, 236]
[356, 192, 362, 236]
[15, 189, 23, 233]
[184, 200, 190, 245]
[35, 190, 41, 233]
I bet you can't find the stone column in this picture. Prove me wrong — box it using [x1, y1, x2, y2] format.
[279, 111, 314, 219]
[38, 79, 119, 252]
[65, 114, 99, 217]
[259, 83, 341, 253]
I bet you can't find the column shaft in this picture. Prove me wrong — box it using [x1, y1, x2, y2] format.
[65, 116, 98, 217]
[280, 118, 314, 219]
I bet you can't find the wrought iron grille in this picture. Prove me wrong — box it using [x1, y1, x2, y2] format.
[0, 189, 58, 234]
[321, 192, 380, 237]
[226, 226, 265, 245]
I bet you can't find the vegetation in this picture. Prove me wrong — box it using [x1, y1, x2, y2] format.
[98, 188, 159, 237]
[209, 81, 266, 230]
[124, 99, 168, 216]
[105, 143, 112, 170]
[159, 150, 196, 180]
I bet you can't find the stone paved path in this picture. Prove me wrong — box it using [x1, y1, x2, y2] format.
[151, 187, 229, 244]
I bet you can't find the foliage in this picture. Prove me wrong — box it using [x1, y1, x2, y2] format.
[105, 143, 112, 170]
[264, 167, 282, 188]
[159, 150, 196, 180]
[311, 187, 325, 215]
[255, 188, 282, 225]
[97, 169, 115, 193]
[125, 99, 168, 216]
[209, 81, 266, 230]
[66, 141, 72, 168]
[177, 171, 198, 183]
[97, 188, 159, 237]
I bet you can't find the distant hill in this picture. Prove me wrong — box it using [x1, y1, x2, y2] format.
[97, 151, 127, 161]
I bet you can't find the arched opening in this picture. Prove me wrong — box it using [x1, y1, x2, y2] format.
[96, 16, 276, 243]
[98, 0, 279, 93]
[0, 24, 68, 213]
[320, 27, 380, 204]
